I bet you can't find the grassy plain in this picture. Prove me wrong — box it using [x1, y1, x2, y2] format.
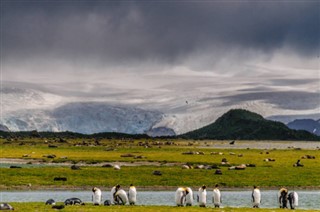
[0, 138, 319, 190]
[7, 203, 320, 212]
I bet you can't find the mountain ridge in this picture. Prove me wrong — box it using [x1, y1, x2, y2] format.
[287, 119, 320, 136]
[181, 109, 320, 141]
[1, 109, 319, 141]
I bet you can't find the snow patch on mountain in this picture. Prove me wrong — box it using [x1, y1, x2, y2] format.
[2, 102, 163, 134]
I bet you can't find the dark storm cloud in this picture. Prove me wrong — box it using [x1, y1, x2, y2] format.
[219, 91, 320, 110]
[271, 78, 320, 86]
[2, 1, 319, 65]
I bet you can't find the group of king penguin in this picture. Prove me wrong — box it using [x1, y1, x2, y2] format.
[175, 184, 222, 208]
[92, 184, 298, 209]
[278, 188, 299, 209]
[92, 184, 137, 206]
[176, 185, 299, 209]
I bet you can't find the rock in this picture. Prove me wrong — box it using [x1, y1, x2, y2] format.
[246, 164, 256, 167]
[113, 165, 121, 170]
[104, 200, 111, 206]
[48, 144, 58, 148]
[211, 164, 219, 169]
[52, 205, 65, 209]
[102, 164, 113, 168]
[182, 151, 195, 155]
[221, 158, 228, 163]
[229, 140, 235, 145]
[105, 148, 115, 151]
[71, 165, 81, 170]
[43, 154, 56, 159]
[10, 166, 22, 168]
[153, 170, 162, 176]
[54, 177, 67, 181]
[121, 153, 135, 157]
[58, 138, 67, 143]
[215, 169, 222, 175]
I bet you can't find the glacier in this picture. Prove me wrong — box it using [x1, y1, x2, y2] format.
[2, 82, 320, 136]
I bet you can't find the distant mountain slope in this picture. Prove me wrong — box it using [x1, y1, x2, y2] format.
[287, 119, 320, 136]
[147, 127, 176, 137]
[181, 109, 320, 141]
[2, 102, 164, 135]
[0, 124, 10, 132]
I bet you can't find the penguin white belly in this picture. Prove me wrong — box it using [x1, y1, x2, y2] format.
[175, 188, 186, 206]
[198, 190, 207, 206]
[111, 187, 117, 204]
[93, 189, 102, 205]
[185, 187, 193, 206]
[253, 189, 261, 206]
[128, 187, 137, 205]
[213, 189, 221, 205]
[115, 189, 128, 205]
[293, 192, 298, 207]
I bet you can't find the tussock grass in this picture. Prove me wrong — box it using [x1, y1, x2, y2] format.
[1, 139, 319, 189]
[8, 203, 320, 212]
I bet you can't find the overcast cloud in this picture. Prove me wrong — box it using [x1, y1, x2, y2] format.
[1, 1, 320, 117]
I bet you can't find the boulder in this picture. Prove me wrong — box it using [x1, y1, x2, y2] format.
[153, 170, 162, 176]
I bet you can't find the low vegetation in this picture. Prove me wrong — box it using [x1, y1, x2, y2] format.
[1, 138, 319, 189]
[5, 203, 320, 212]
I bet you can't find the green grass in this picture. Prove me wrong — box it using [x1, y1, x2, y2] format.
[0, 139, 320, 189]
[1, 164, 319, 189]
[7, 203, 320, 212]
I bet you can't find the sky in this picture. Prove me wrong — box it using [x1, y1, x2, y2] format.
[1, 0, 320, 123]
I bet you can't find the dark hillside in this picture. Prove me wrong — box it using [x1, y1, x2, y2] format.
[181, 109, 320, 141]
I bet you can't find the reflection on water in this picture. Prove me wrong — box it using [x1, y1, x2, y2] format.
[0, 190, 319, 209]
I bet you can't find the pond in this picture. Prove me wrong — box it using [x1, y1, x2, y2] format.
[0, 190, 319, 209]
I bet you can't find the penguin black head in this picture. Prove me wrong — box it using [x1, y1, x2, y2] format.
[202, 185, 206, 189]
[185, 188, 189, 195]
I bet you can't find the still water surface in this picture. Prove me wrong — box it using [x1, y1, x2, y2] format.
[0, 190, 319, 209]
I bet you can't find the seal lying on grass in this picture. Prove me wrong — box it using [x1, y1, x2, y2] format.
[0, 203, 14, 210]
[45, 199, 55, 205]
[64, 198, 85, 205]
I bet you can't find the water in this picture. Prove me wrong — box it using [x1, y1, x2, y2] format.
[0, 190, 319, 209]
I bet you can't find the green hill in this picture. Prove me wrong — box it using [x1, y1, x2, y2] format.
[181, 109, 320, 141]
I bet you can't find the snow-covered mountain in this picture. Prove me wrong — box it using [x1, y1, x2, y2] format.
[0, 124, 10, 132]
[2, 102, 164, 134]
[287, 119, 320, 136]
[2, 82, 320, 136]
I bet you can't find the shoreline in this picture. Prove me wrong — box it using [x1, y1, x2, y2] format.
[1, 185, 320, 191]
